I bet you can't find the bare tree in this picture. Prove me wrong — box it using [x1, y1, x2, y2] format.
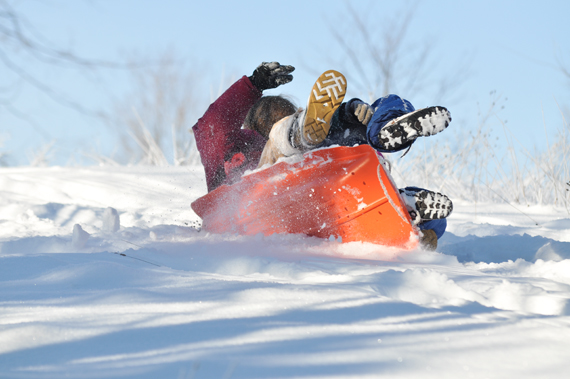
[102, 52, 206, 166]
[0, 2, 212, 167]
[0, 1, 122, 113]
[560, 58, 570, 81]
[554, 50, 570, 128]
[321, 0, 469, 104]
[1, 0, 125, 164]
[0, 136, 7, 166]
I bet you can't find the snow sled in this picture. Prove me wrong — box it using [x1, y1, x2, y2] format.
[191, 145, 419, 249]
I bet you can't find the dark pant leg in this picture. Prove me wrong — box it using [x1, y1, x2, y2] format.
[318, 100, 368, 148]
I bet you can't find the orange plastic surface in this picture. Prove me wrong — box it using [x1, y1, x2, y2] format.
[191, 145, 419, 249]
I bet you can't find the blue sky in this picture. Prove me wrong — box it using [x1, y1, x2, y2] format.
[1, 0, 569, 165]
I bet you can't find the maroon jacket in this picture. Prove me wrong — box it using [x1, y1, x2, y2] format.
[193, 76, 268, 192]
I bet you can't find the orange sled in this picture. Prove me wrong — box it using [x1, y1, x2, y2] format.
[191, 145, 419, 249]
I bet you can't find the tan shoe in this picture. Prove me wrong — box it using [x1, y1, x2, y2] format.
[302, 70, 347, 146]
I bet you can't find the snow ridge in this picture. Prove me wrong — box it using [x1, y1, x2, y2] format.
[1, 166, 569, 378]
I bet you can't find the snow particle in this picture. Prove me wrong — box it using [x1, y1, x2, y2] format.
[71, 224, 90, 249]
[102, 207, 120, 233]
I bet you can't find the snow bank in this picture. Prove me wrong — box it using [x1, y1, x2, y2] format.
[1, 166, 569, 378]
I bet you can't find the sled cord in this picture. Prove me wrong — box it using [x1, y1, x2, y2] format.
[483, 183, 539, 226]
[377, 164, 408, 224]
[112, 251, 161, 267]
[111, 238, 162, 267]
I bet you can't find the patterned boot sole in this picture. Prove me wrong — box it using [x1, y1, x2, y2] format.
[413, 190, 453, 221]
[303, 70, 347, 146]
[378, 106, 451, 150]
[399, 188, 453, 222]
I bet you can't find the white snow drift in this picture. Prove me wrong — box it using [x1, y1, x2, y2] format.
[1, 165, 569, 378]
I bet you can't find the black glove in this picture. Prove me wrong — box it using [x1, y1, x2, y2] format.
[249, 62, 295, 91]
[349, 100, 374, 126]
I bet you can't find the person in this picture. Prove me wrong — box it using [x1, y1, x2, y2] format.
[255, 69, 452, 249]
[192, 62, 296, 193]
[193, 64, 373, 192]
[192, 63, 451, 249]
[257, 70, 452, 165]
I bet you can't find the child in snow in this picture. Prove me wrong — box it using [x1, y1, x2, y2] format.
[192, 62, 295, 193]
[255, 68, 452, 249]
[192, 62, 451, 249]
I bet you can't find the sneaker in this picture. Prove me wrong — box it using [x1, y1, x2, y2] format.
[398, 188, 453, 224]
[378, 106, 451, 151]
[301, 70, 347, 146]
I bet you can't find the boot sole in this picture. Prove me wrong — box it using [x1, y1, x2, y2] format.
[379, 106, 451, 150]
[303, 70, 347, 145]
[414, 190, 453, 220]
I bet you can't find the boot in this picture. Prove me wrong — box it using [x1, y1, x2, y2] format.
[398, 187, 453, 224]
[378, 106, 451, 151]
[257, 70, 347, 167]
[293, 70, 347, 149]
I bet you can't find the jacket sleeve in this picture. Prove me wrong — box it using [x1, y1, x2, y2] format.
[192, 76, 262, 192]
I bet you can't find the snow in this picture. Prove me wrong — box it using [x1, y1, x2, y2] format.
[1, 165, 570, 378]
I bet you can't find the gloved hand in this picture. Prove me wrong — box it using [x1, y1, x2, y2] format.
[249, 62, 295, 91]
[349, 100, 373, 126]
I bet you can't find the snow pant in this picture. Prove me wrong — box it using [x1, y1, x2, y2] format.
[367, 94, 416, 153]
[321, 94, 419, 154]
[418, 218, 447, 239]
[402, 186, 447, 238]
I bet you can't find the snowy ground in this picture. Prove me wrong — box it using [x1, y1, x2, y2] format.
[1, 165, 570, 379]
